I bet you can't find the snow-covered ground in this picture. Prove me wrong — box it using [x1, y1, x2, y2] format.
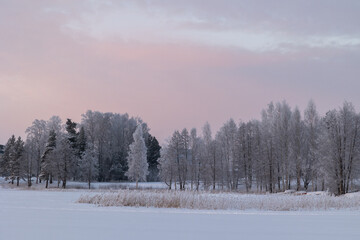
[1, 187, 360, 240]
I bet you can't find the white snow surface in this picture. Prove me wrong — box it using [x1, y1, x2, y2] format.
[1, 188, 360, 240]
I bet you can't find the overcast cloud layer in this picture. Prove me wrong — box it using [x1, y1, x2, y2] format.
[1, 0, 360, 143]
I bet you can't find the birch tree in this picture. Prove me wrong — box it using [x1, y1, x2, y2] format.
[322, 102, 360, 195]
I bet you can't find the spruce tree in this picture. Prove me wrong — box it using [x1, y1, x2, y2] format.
[12, 137, 25, 186]
[146, 134, 161, 181]
[1, 135, 16, 181]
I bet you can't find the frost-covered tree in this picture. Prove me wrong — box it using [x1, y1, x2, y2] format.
[179, 128, 190, 189]
[189, 128, 199, 190]
[321, 102, 360, 195]
[25, 119, 47, 184]
[203, 122, 217, 190]
[273, 101, 292, 191]
[158, 145, 176, 189]
[24, 138, 36, 187]
[238, 121, 257, 192]
[217, 119, 238, 190]
[81, 110, 141, 182]
[290, 107, 304, 191]
[260, 103, 276, 193]
[168, 130, 188, 190]
[80, 144, 98, 189]
[303, 100, 321, 190]
[125, 124, 148, 189]
[47, 116, 63, 184]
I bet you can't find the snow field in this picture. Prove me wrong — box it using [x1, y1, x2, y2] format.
[1, 188, 360, 240]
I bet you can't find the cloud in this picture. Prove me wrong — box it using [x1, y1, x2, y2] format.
[0, 0, 360, 143]
[61, 1, 360, 52]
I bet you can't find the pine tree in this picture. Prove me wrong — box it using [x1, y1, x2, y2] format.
[1, 135, 16, 181]
[11, 137, 25, 186]
[77, 126, 87, 157]
[65, 119, 79, 181]
[125, 124, 148, 189]
[65, 119, 77, 148]
[0, 144, 4, 155]
[146, 134, 161, 181]
[40, 130, 56, 188]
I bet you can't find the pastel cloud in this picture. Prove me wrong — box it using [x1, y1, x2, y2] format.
[63, 1, 360, 52]
[0, 0, 360, 144]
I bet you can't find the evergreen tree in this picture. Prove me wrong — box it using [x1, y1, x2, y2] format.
[11, 137, 25, 186]
[65, 119, 79, 180]
[1, 135, 16, 181]
[146, 134, 161, 181]
[0, 135, 24, 186]
[0, 144, 4, 154]
[0, 144, 4, 174]
[65, 119, 77, 145]
[58, 137, 74, 189]
[40, 130, 56, 188]
[126, 124, 148, 189]
[77, 126, 87, 157]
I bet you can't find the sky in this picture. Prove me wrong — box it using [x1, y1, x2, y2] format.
[1, 0, 360, 144]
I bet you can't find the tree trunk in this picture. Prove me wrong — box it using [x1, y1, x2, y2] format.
[62, 159, 67, 189]
[28, 156, 32, 187]
[28, 175, 32, 187]
[36, 153, 40, 184]
[296, 162, 301, 191]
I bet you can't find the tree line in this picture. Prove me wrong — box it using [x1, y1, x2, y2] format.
[159, 100, 360, 195]
[1, 101, 359, 195]
[0, 110, 160, 188]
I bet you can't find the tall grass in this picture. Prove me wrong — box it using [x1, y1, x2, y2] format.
[77, 190, 360, 211]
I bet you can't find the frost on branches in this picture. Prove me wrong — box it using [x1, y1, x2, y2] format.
[125, 124, 148, 188]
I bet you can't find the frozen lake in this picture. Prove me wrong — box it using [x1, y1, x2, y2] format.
[1, 188, 360, 240]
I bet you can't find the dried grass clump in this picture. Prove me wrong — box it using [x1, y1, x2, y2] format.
[77, 190, 360, 211]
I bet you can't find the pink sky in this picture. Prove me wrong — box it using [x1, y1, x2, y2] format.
[1, 0, 360, 144]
